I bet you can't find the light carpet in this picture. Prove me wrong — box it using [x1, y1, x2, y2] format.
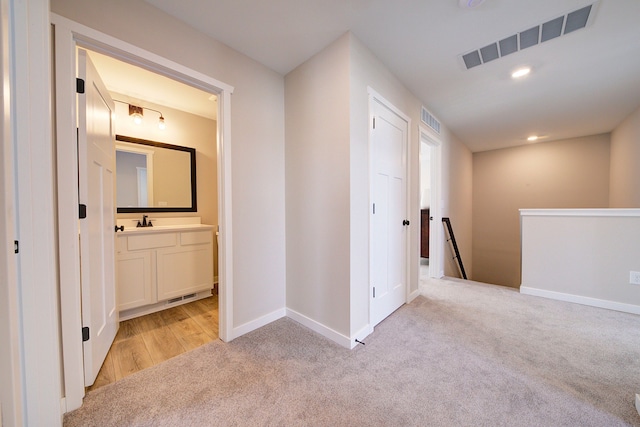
[64, 278, 640, 426]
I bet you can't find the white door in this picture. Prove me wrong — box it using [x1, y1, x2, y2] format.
[77, 49, 118, 386]
[370, 96, 409, 326]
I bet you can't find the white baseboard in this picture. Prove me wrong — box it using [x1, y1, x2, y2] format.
[230, 308, 286, 340]
[520, 286, 640, 315]
[408, 288, 421, 302]
[636, 393, 640, 416]
[351, 323, 374, 348]
[286, 308, 353, 349]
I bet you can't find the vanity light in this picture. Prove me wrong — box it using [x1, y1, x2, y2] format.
[128, 104, 143, 125]
[119, 100, 166, 130]
[512, 67, 531, 79]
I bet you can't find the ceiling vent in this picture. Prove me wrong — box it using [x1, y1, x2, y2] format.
[421, 107, 441, 134]
[461, 3, 596, 70]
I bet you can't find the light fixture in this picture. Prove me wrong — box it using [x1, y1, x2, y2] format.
[512, 67, 531, 79]
[527, 135, 539, 142]
[128, 104, 143, 125]
[459, 0, 486, 8]
[117, 100, 166, 130]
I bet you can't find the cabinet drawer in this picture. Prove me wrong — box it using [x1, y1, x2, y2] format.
[180, 230, 212, 246]
[127, 233, 176, 251]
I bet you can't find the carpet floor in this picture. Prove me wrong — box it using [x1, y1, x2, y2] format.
[64, 277, 640, 426]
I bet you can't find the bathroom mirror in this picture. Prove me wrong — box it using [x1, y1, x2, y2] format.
[115, 135, 197, 213]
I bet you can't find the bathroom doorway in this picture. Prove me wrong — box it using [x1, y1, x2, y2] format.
[54, 17, 234, 411]
[85, 49, 221, 390]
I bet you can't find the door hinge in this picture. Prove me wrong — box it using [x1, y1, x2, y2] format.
[372, 203, 376, 214]
[79, 204, 87, 219]
[82, 326, 90, 342]
[373, 287, 376, 298]
[372, 117, 376, 129]
[14, 240, 19, 254]
[76, 78, 85, 94]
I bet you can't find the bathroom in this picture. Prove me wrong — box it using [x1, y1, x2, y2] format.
[87, 49, 220, 389]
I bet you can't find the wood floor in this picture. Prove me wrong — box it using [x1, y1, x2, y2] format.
[88, 294, 218, 391]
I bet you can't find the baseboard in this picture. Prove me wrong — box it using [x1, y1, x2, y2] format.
[286, 308, 352, 349]
[230, 308, 286, 340]
[636, 393, 640, 416]
[408, 288, 421, 302]
[352, 323, 374, 348]
[520, 286, 640, 315]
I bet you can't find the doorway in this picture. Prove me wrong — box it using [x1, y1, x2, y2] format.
[83, 48, 220, 390]
[53, 17, 234, 412]
[419, 126, 444, 281]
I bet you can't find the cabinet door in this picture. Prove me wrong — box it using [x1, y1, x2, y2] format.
[156, 243, 213, 301]
[117, 250, 155, 310]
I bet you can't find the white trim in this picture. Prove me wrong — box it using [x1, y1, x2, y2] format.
[407, 288, 421, 302]
[520, 286, 640, 316]
[286, 308, 354, 349]
[13, 0, 63, 424]
[635, 393, 640, 417]
[0, 0, 24, 423]
[419, 126, 444, 279]
[520, 208, 640, 217]
[367, 87, 411, 327]
[52, 14, 235, 413]
[231, 308, 286, 339]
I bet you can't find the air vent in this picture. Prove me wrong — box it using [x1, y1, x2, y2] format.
[460, 3, 595, 70]
[421, 107, 441, 134]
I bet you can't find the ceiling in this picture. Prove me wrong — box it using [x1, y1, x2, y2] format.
[140, 0, 640, 152]
[87, 50, 218, 120]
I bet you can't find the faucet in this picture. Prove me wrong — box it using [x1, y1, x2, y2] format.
[136, 215, 153, 227]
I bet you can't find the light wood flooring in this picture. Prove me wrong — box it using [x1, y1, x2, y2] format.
[88, 294, 218, 391]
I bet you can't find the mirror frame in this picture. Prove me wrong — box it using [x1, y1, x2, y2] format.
[116, 135, 197, 213]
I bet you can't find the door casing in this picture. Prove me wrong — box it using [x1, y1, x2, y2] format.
[52, 14, 234, 412]
[419, 126, 444, 279]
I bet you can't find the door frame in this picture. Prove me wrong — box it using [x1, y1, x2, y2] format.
[419, 126, 444, 279]
[52, 14, 235, 412]
[367, 88, 411, 327]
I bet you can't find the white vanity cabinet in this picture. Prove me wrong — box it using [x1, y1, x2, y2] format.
[116, 225, 214, 319]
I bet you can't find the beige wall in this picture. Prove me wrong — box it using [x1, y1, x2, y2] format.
[285, 34, 352, 336]
[472, 134, 610, 287]
[610, 106, 640, 208]
[521, 210, 640, 311]
[285, 32, 475, 343]
[52, 0, 286, 330]
[444, 133, 474, 279]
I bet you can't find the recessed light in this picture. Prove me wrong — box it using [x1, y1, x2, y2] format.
[459, 0, 486, 8]
[512, 67, 531, 79]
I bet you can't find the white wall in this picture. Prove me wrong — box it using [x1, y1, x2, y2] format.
[50, 0, 286, 335]
[610, 106, 640, 208]
[521, 209, 640, 314]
